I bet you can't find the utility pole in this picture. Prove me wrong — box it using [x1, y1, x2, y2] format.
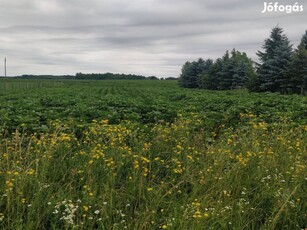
[4, 58, 7, 77]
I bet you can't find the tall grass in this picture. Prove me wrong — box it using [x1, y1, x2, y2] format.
[0, 113, 306, 229]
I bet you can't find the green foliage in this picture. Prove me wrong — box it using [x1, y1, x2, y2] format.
[179, 50, 255, 90]
[254, 26, 293, 93]
[14, 73, 160, 80]
[164, 77, 178, 80]
[0, 80, 306, 229]
[286, 31, 307, 94]
[2, 79, 307, 135]
[200, 49, 255, 90]
[75, 72, 151, 80]
[179, 58, 213, 88]
[18, 75, 75, 79]
[178, 27, 306, 95]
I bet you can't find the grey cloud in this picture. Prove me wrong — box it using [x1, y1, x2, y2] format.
[0, 0, 306, 77]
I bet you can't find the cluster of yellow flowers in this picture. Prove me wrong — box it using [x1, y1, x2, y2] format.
[0, 111, 306, 228]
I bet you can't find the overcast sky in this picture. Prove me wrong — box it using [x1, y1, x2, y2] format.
[0, 0, 306, 77]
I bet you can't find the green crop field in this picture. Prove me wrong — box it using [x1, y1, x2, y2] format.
[0, 79, 306, 229]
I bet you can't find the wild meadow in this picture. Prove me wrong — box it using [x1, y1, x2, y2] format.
[0, 79, 306, 229]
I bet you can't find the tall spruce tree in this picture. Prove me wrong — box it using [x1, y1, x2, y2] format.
[256, 26, 293, 92]
[201, 49, 255, 90]
[288, 30, 307, 94]
[230, 49, 255, 89]
[200, 58, 223, 90]
[218, 50, 234, 90]
[179, 58, 213, 88]
[179, 61, 197, 88]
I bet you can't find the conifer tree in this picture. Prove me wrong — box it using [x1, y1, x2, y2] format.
[288, 31, 307, 94]
[256, 26, 293, 92]
[179, 58, 213, 88]
[202, 49, 255, 90]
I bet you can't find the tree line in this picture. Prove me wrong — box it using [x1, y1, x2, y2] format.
[75, 73, 179, 80]
[16, 73, 162, 80]
[75, 72, 148, 80]
[14, 74, 179, 81]
[179, 27, 307, 95]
